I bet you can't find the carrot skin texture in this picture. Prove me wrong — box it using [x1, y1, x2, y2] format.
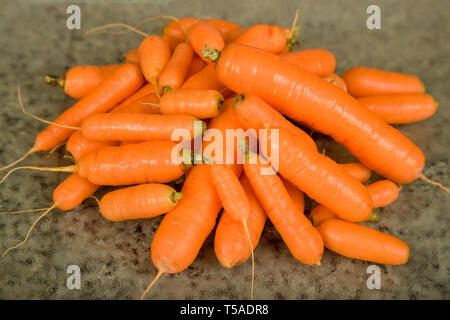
[100, 184, 180, 221]
[162, 18, 197, 41]
[77, 140, 185, 186]
[342, 67, 425, 97]
[216, 44, 425, 184]
[367, 180, 399, 208]
[357, 93, 437, 124]
[232, 24, 286, 54]
[182, 63, 226, 92]
[318, 219, 409, 265]
[244, 155, 323, 265]
[125, 49, 140, 65]
[339, 163, 371, 183]
[214, 175, 266, 268]
[281, 177, 304, 213]
[204, 19, 240, 35]
[310, 206, 338, 226]
[80, 113, 198, 142]
[186, 57, 206, 78]
[158, 42, 194, 91]
[64, 65, 121, 99]
[161, 34, 183, 52]
[323, 73, 348, 92]
[280, 49, 336, 76]
[160, 88, 224, 119]
[34, 63, 145, 151]
[151, 164, 222, 273]
[66, 131, 118, 162]
[262, 128, 373, 222]
[110, 83, 155, 113]
[232, 93, 317, 151]
[110, 93, 160, 114]
[52, 173, 100, 211]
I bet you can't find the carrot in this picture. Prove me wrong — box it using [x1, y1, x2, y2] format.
[342, 66, 425, 97]
[323, 73, 348, 92]
[339, 162, 371, 183]
[161, 17, 197, 40]
[66, 131, 118, 162]
[281, 177, 304, 213]
[280, 49, 336, 76]
[317, 219, 409, 265]
[232, 93, 317, 151]
[110, 84, 156, 113]
[232, 24, 287, 54]
[80, 113, 202, 142]
[1, 141, 190, 186]
[0, 64, 144, 172]
[125, 49, 140, 65]
[99, 183, 183, 221]
[210, 163, 255, 299]
[223, 28, 246, 44]
[110, 93, 160, 114]
[367, 180, 399, 208]
[244, 154, 323, 265]
[187, 20, 224, 63]
[181, 63, 226, 92]
[186, 56, 206, 78]
[2, 173, 99, 256]
[214, 175, 266, 268]
[138, 35, 171, 97]
[161, 34, 183, 52]
[310, 180, 399, 226]
[215, 44, 425, 184]
[158, 42, 194, 92]
[204, 19, 240, 35]
[158, 88, 224, 119]
[261, 127, 373, 222]
[45, 65, 121, 99]
[357, 93, 438, 124]
[203, 98, 243, 177]
[141, 164, 221, 299]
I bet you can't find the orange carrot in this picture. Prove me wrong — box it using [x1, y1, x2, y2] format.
[158, 42, 194, 92]
[232, 24, 286, 54]
[204, 19, 240, 35]
[357, 93, 438, 124]
[339, 163, 371, 183]
[142, 164, 222, 298]
[161, 34, 183, 52]
[125, 49, 140, 65]
[159, 88, 224, 119]
[110, 93, 160, 114]
[138, 36, 171, 96]
[261, 127, 373, 222]
[281, 177, 304, 213]
[342, 66, 425, 97]
[186, 57, 206, 78]
[215, 44, 425, 184]
[244, 154, 323, 265]
[214, 175, 266, 268]
[310, 180, 398, 226]
[99, 183, 183, 221]
[80, 113, 202, 142]
[318, 219, 409, 265]
[232, 93, 317, 151]
[45, 65, 121, 99]
[280, 49, 336, 76]
[182, 63, 226, 92]
[210, 163, 255, 298]
[66, 131, 118, 162]
[223, 28, 246, 44]
[323, 73, 348, 92]
[187, 20, 224, 63]
[367, 180, 399, 208]
[161, 17, 197, 40]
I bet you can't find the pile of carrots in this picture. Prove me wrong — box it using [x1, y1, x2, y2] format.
[0, 11, 447, 300]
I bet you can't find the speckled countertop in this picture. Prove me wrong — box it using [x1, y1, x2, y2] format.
[0, 0, 448, 299]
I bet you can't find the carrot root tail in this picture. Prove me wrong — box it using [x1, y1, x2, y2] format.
[2, 204, 57, 257]
[140, 270, 164, 300]
[243, 221, 255, 300]
[84, 23, 149, 37]
[0, 165, 77, 185]
[419, 174, 450, 193]
[0, 147, 37, 172]
[0, 206, 52, 216]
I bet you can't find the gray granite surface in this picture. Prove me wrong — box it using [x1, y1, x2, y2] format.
[0, 0, 448, 299]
